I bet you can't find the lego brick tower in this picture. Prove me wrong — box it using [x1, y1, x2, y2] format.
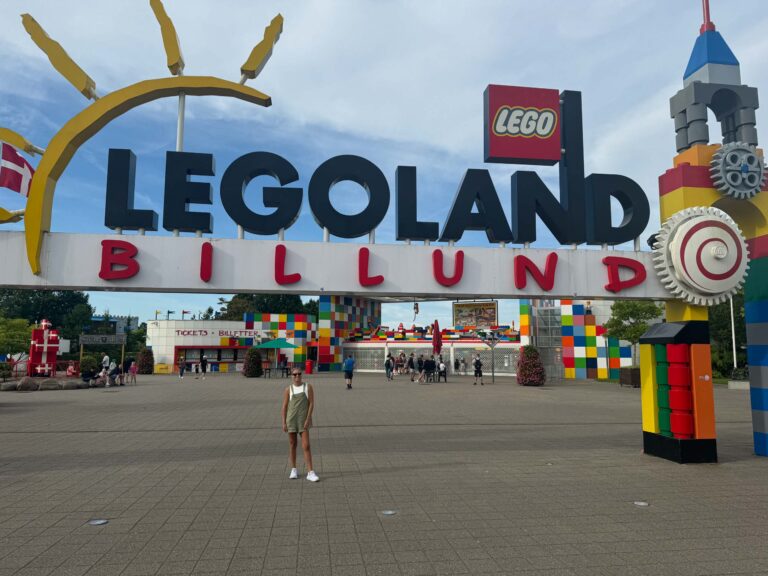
[640, 1, 768, 461]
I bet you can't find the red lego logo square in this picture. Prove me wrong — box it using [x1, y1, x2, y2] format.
[484, 85, 561, 165]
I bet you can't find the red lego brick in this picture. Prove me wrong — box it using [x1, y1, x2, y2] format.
[669, 389, 694, 411]
[670, 412, 694, 438]
[666, 344, 690, 364]
[668, 364, 691, 387]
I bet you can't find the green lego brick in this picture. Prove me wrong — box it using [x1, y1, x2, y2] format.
[654, 344, 667, 363]
[745, 259, 768, 302]
[658, 408, 672, 437]
[586, 336, 596, 347]
[562, 315, 573, 327]
[657, 385, 670, 409]
[656, 363, 668, 386]
[574, 357, 587, 369]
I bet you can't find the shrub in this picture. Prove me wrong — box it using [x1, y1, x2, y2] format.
[243, 348, 263, 378]
[137, 348, 155, 374]
[0, 363, 11, 382]
[517, 345, 546, 386]
[80, 355, 98, 377]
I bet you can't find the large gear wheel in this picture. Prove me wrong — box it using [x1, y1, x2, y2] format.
[710, 142, 765, 199]
[653, 207, 749, 306]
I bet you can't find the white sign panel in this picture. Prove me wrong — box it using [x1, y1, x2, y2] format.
[0, 231, 669, 300]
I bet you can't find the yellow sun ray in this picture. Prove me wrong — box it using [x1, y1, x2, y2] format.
[240, 14, 283, 83]
[149, 0, 185, 76]
[0, 127, 45, 155]
[21, 14, 99, 100]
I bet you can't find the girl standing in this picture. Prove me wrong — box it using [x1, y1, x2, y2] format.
[281, 369, 319, 482]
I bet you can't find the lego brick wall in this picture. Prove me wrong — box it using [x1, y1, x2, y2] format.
[560, 300, 632, 380]
[317, 296, 381, 371]
[242, 313, 316, 364]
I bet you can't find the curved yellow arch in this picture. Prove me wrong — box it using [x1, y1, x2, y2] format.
[25, 75, 271, 274]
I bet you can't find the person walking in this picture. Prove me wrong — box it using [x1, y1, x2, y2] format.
[407, 353, 416, 382]
[200, 355, 208, 380]
[460, 356, 467, 375]
[385, 354, 394, 381]
[281, 368, 319, 482]
[343, 354, 355, 389]
[177, 356, 186, 379]
[473, 354, 484, 386]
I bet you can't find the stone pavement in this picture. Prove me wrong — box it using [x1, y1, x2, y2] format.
[0, 371, 766, 576]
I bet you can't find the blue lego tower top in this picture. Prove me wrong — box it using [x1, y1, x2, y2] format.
[683, 29, 739, 80]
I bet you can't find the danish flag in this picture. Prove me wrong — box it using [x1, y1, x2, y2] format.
[0, 142, 35, 197]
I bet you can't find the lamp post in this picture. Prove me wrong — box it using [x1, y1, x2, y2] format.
[476, 329, 501, 384]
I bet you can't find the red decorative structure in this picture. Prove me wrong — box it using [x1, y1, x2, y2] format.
[27, 319, 60, 377]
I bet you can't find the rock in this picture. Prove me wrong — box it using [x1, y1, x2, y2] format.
[61, 380, 82, 390]
[38, 379, 61, 391]
[16, 377, 40, 391]
[0, 381, 19, 391]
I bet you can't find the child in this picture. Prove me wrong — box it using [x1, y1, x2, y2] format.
[129, 361, 137, 385]
[281, 369, 319, 482]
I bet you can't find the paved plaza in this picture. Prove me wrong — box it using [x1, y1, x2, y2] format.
[0, 372, 766, 576]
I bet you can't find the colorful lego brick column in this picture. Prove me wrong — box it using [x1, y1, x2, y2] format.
[317, 296, 381, 372]
[518, 299, 533, 345]
[746, 254, 768, 455]
[242, 312, 316, 365]
[560, 300, 631, 380]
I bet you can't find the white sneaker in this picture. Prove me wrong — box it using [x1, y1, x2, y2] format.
[289, 468, 299, 479]
[306, 471, 319, 482]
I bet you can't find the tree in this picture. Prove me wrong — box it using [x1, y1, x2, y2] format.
[218, 294, 307, 320]
[61, 303, 94, 341]
[0, 316, 32, 354]
[137, 348, 155, 374]
[200, 306, 215, 320]
[0, 290, 91, 329]
[127, 324, 147, 354]
[604, 301, 663, 362]
[517, 345, 546, 386]
[708, 291, 746, 376]
[243, 348, 263, 377]
[303, 298, 319, 320]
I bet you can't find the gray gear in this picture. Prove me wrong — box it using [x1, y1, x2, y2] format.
[653, 207, 749, 306]
[710, 142, 765, 199]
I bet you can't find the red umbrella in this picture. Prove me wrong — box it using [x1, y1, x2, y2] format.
[432, 320, 442, 356]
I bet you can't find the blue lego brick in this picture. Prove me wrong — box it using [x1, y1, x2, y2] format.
[746, 301, 768, 324]
[751, 388, 768, 411]
[684, 30, 739, 79]
[562, 325, 573, 336]
[619, 347, 632, 358]
[755, 432, 768, 457]
[575, 368, 587, 379]
[748, 345, 768, 367]
[586, 358, 597, 369]
[574, 336, 586, 347]
[572, 304, 584, 315]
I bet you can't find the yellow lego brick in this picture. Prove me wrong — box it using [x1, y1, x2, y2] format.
[640, 344, 659, 434]
[520, 315, 529, 326]
[585, 325, 596, 337]
[564, 367, 575, 379]
[319, 328, 331, 337]
[220, 363, 229, 373]
[673, 144, 720, 168]
[659, 186, 720, 221]
[278, 314, 287, 322]
[666, 301, 708, 322]
[220, 337, 230, 345]
[597, 368, 608, 380]
[586, 347, 597, 358]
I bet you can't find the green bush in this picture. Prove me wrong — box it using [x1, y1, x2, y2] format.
[517, 345, 546, 386]
[243, 348, 263, 378]
[137, 348, 155, 374]
[80, 355, 98, 377]
[0, 363, 11, 382]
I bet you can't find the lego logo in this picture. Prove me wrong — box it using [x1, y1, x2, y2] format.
[493, 106, 558, 138]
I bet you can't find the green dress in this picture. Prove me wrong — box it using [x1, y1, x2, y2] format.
[286, 383, 309, 433]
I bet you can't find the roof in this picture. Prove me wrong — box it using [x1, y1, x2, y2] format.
[684, 30, 739, 80]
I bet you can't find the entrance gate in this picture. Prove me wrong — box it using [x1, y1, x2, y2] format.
[0, 1, 764, 461]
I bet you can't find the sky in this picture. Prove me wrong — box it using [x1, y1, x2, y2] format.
[1, 0, 767, 328]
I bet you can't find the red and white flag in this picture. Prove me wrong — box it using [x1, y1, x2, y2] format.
[0, 142, 35, 197]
